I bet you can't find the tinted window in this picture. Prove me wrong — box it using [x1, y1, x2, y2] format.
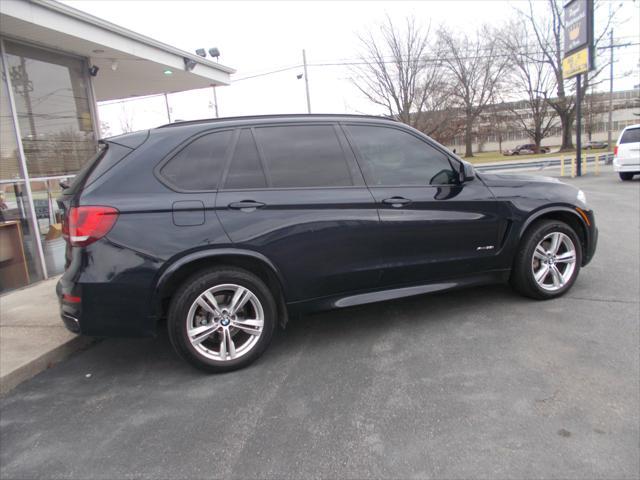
[620, 127, 640, 144]
[346, 125, 457, 186]
[160, 131, 232, 190]
[254, 125, 352, 188]
[224, 130, 267, 189]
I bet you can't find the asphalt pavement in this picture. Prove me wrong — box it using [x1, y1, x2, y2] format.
[1, 169, 638, 479]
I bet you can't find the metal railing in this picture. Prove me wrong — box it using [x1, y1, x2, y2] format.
[476, 153, 614, 176]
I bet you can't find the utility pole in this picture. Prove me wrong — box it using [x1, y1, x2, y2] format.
[164, 93, 171, 123]
[607, 29, 614, 151]
[576, 74, 582, 177]
[302, 49, 311, 113]
[212, 85, 219, 118]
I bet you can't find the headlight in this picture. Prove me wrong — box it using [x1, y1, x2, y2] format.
[577, 189, 587, 205]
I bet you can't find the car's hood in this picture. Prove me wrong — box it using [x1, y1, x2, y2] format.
[479, 172, 562, 186]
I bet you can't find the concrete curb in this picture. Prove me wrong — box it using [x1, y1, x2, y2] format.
[0, 335, 96, 397]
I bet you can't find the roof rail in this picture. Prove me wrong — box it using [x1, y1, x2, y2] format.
[157, 113, 397, 129]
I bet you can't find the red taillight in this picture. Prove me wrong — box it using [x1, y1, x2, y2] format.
[614, 145, 618, 156]
[62, 293, 81, 303]
[62, 206, 119, 247]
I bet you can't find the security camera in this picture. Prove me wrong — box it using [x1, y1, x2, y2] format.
[88, 65, 100, 77]
[184, 58, 197, 71]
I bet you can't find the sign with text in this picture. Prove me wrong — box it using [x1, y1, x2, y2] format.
[562, 48, 589, 79]
[564, 0, 589, 53]
[563, 0, 594, 78]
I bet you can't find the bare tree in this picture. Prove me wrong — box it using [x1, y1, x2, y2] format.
[437, 25, 508, 157]
[99, 120, 111, 139]
[487, 100, 513, 153]
[119, 104, 135, 134]
[583, 87, 608, 141]
[350, 16, 455, 134]
[521, 0, 619, 151]
[502, 20, 558, 150]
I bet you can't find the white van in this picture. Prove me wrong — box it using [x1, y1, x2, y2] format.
[613, 124, 640, 180]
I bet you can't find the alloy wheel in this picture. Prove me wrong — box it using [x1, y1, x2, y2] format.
[531, 232, 577, 292]
[186, 283, 264, 361]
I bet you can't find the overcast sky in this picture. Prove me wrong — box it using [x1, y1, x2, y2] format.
[63, 0, 640, 136]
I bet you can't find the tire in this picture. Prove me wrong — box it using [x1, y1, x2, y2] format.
[168, 266, 277, 373]
[511, 220, 582, 300]
[619, 172, 634, 181]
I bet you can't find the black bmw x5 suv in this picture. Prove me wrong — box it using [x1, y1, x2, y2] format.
[57, 114, 597, 371]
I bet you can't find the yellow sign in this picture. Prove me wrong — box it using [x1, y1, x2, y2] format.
[563, 48, 589, 79]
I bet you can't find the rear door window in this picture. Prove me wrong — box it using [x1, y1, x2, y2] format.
[253, 125, 353, 188]
[160, 130, 232, 190]
[223, 129, 267, 189]
[620, 127, 640, 144]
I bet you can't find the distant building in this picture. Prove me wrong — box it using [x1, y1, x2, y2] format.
[448, 88, 639, 153]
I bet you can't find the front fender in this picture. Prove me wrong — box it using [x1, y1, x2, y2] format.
[518, 205, 589, 239]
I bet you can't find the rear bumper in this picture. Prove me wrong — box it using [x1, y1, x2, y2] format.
[613, 158, 640, 172]
[57, 275, 158, 337]
[56, 279, 81, 334]
[56, 241, 162, 338]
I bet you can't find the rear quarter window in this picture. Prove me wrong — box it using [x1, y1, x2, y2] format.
[64, 143, 132, 195]
[160, 130, 233, 191]
[620, 127, 640, 144]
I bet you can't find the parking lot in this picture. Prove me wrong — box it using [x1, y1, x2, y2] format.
[1, 170, 638, 479]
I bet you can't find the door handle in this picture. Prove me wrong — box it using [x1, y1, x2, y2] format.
[382, 197, 412, 208]
[228, 200, 266, 212]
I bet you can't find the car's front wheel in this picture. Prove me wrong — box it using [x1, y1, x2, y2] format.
[168, 267, 276, 372]
[619, 172, 634, 181]
[511, 220, 582, 300]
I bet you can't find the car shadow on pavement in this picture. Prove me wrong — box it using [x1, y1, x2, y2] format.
[1, 283, 526, 399]
[70, 283, 520, 375]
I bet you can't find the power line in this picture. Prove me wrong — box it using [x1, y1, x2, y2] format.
[231, 42, 640, 82]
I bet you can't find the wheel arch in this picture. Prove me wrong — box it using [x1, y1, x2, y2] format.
[153, 249, 289, 328]
[518, 206, 589, 262]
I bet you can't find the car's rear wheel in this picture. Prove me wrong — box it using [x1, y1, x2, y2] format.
[619, 172, 634, 181]
[168, 267, 276, 372]
[511, 220, 582, 300]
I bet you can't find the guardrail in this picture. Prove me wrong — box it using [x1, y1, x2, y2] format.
[475, 153, 614, 177]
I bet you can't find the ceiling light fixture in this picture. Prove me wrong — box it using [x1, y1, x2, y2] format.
[163, 69, 173, 75]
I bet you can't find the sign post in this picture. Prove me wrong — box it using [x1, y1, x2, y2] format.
[563, 0, 594, 177]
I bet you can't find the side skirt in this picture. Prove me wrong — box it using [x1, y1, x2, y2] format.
[287, 270, 510, 316]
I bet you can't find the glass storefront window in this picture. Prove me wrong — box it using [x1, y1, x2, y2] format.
[0, 180, 43, 291]
[30, 178, 73, 276]
[1, 44, 44, 292]
[1, 38, 97, 293]
[4, 40, 96, 177]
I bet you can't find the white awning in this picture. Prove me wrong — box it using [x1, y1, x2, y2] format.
[0, 0, 235, 101]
